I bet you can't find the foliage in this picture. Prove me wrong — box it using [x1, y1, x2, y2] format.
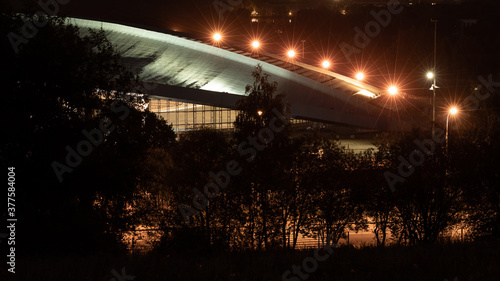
[232, 64, 292, 249]
[3, 12, 499, 257]
[0, 13, 175, 253]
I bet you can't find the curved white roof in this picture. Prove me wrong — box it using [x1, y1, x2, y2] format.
[69, 17, 404, 130]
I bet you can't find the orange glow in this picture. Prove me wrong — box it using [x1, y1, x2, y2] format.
[213, 33, 222, 42]
[321, 60, 331, 69]
[252, 40, 260, 49]
[449, 107, 458, 115]
[355, 72, 365, 81]
[388, 86, 398, 95]
[287, 50, 296, 58]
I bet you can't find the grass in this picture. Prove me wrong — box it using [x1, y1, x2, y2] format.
[4, 241, 499, 281]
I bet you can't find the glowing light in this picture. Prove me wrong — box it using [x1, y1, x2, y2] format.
[426, 72, 434, 79]
[287, 50, 296, 58]
[252, 40, 260, 49]
[257, 110, 263, 116]
[355, 89, 377, 99]
[355, 72, 365, 81]
[449, 107, 458, 115]
[388, 86, 398, 95]
[321, 60, 331, 69]
[213, 33, 222, 42]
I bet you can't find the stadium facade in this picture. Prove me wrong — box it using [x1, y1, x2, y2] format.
[70, 17, 411, 135]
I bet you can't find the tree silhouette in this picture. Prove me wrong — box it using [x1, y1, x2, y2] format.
[233, 64, 292, 249]
[1, 14, 175, 253]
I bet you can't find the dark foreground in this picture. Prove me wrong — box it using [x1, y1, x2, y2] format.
[3, 241, 499, 281]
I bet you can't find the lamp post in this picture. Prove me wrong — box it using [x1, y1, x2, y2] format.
[213, 32, 222, 42]
[355, 72, 365, 81]
[446, 107, 458, 154]
[252, 40, 260, 49]
[322, 60, 331, 69]
[388, 86, 398, 96]
[431, 19, 438, 135]
[427, 71, 436, 132]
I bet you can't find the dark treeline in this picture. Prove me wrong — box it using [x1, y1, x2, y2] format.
[1, 12, 499, 259]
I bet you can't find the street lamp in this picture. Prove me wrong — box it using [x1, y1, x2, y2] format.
[449, 107, 458, 115]
[355, 72, 365, 81]
[388, 86, 398, 96]
[430, 19, 438, 135]
[446, 106, 458, 154]
[321, 60, 331, 69]
[287, 49, 296, 58]
[213, 32, 222, 42]
[251, 40, 260, 49]
[427, 70, 438, 134]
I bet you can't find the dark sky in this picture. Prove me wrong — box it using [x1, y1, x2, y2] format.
[5, 0, 499, 95]
[6, 0, 232, 33]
